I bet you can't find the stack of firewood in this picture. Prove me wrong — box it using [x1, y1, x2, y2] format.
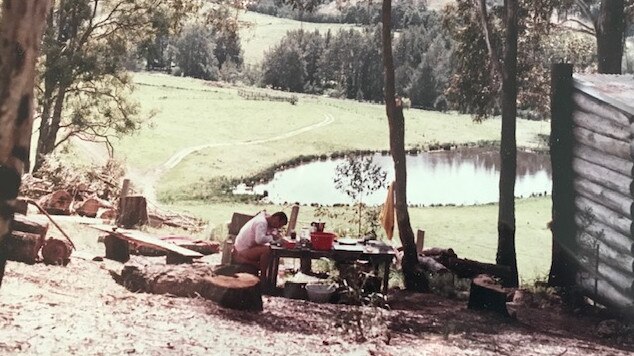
[5, 214, 72, 266]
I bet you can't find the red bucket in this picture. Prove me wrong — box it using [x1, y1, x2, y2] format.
[310, 232, 336, 251]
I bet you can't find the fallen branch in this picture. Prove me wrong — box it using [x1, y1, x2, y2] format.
[24, 198, 76, 250]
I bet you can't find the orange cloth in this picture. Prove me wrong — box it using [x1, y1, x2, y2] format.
[380, 182, 395, 240]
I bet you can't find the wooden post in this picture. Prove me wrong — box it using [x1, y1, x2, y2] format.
[416, 229, 425, 254]
[116, 178, 130, 226]
[286, 204, 300, 236]
[548, 63, 578, 287]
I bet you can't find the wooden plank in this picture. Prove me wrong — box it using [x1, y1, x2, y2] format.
[573, 142, 633, 178]
[572, 109, 630, 142]
[572, 157, 631, 198]
[573, 126, 630, 160]
[91, 225, 203, 258]
[574, 177, 633, 219]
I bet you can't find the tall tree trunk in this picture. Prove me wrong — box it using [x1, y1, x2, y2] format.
[597, 0, 625, 74]
[496, 0, 520, 287]
[33, 85, 66, 172]
[0, 0, 52, 286]
[381, 0, 428, 292]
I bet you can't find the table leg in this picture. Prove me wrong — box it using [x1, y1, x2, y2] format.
[382, 260, 390, 295]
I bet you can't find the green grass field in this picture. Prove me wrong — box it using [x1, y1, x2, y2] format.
[237, 10, 361, 65]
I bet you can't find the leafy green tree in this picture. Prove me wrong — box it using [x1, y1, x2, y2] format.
[334, 154, 387, 237]
[213, 28, 244, 69]
[34, 0, 198, 172]
[261, 43, 306, 92]
[173, 23, 220, 80]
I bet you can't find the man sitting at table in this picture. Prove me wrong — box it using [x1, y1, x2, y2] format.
[232, 211, 288, 281]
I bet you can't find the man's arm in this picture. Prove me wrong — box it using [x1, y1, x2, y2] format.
[254, 222, 275, 245]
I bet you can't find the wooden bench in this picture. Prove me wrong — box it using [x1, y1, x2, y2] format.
[91, 224, 203, 263]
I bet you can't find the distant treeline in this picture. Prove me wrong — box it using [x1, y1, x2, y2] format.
[260, 11, 453, 110]
[248, 0, 429, 29]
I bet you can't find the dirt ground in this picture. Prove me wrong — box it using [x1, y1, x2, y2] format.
[1, 221, 633, 355]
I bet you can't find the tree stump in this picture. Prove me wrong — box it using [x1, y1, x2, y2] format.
[75, 198, 100, 218]
[99, 208, 117, 220]
[202, 273, 263, 311]
[41, 238, 73, 265]
[104, 234, 130, 262]
[4, 231, 44, 264]
[467, 274, 512, 317]
[38, 190, 72, 215]
[117, 195, 148, 228]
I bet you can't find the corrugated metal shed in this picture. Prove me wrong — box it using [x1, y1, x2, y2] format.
[573, 74, 634, 117]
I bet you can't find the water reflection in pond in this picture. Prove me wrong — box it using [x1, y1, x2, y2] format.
[244, 148, 551, 206]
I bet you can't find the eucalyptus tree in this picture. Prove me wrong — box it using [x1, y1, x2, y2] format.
[445, 0, 558, 286]
[557, 0, 629, 74]
[0, 0, 51, 286]
[33, 0, 199, 172]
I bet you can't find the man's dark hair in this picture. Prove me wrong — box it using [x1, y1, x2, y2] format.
[272, 211, 288, 225]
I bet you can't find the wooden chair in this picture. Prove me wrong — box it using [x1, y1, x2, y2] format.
[220, 212, 254, 265]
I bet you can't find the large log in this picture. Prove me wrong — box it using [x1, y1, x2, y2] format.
[38, 190, 73, 215]
[572, 109, 630, 142]
[573, 126, 630, 160]
[467, 274, 511, 317]
[12, 214, 48, 240]
[418, 256, 449, 273]
[120, 264, 263, 311]
[434, 255, 514, 285]
[117, 196, 148, 228]
[41, 238, 72, 266]
[572, 91, 632, 127]
[120, 263, 217, 296]
[574, 177, 633, 219]
[201, 273, 263, 311]
[572, 157, 631, 198]
[75, 198, 100, 218]
[574, 195, 632, 237]
[4, 231, 44, 264]
[573, 142, 633, 177]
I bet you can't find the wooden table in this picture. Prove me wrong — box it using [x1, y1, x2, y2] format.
[264, 242, 396, 295]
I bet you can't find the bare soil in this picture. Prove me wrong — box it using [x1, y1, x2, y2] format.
[1, 222, 633, 355]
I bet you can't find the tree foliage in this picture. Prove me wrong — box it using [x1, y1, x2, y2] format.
[34, 0, 200, 172]
[444, 0, 557, 120]
[173, 23, 220, 80]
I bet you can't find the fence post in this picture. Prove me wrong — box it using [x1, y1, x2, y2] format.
[548, 63, 578, 287]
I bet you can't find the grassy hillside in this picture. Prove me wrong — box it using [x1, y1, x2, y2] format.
[117, 72, 549, 198]
[237, 10, 361, 65]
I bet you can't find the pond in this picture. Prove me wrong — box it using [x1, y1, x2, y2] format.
[237, 148, 552, 206]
